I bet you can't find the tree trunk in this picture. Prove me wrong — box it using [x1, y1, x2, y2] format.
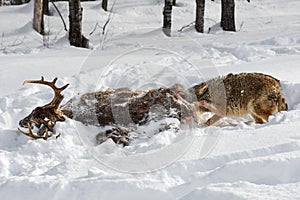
[69, 0, 89, 48]
[33, 0, 44, 35]
[195, 0, 205, 33]
[43, 0, 49, 15]
[163, 0, 172, 37]
[102, 0, 108, 11]
[172, 0, 176, 6]
[221, 0, 236, 31]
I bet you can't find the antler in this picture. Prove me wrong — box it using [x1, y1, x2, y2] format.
[23, 76, 69, 108]
[18, 122, 49, 140]
[18, 77, 69, 140]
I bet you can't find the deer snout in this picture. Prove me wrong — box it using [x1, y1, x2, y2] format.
[19, 115, 31, 128]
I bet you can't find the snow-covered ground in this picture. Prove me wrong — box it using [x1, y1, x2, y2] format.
[0, 0, 300, 199]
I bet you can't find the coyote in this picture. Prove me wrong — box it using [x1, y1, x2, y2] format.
[188, 73, 288, 125]
[18, 73, 288, 145]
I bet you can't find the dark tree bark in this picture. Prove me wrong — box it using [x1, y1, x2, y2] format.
[172, 0, 176, 6]
[221, 0, 236, 31]
[10, 0, 30, 5]
[163, 0, 173, 37]
[195, 0, 205, 33]
[33, 0, 44, 35]
[43, 0, 49, 15]
[102, 0, 108, 11]
[68, 0, 89, 48]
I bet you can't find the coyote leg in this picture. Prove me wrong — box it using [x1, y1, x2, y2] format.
[250, 97, 276, 124]
[250, 114, 266, 124]
[250, 109, 270, 124]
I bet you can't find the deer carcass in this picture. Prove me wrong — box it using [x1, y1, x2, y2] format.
[18, 73, 288, 145]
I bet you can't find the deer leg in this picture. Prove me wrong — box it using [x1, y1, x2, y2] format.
[96, 127, 131, 146]
[195, 100, 226, 117]
[205, 115, 222, 126]
[158, 122, 180, 133]
[193, 100, 227, 126]
[37, 124, 48, 136]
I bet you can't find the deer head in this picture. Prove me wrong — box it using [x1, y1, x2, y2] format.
[18, 77, 69, 140]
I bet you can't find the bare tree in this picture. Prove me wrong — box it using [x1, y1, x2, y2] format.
[221, 0, 236, 31]
[195, 0, 205, 33]
[69, 0, 89, 48]
[102, 0, 108, 11]
[163, 0, 173, 36]
[33, 0, 44, 35]
[43, 0, 49, 15]
[51, 1, 68, 31]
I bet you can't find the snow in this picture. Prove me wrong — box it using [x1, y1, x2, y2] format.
[0, 0, 300, 199]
